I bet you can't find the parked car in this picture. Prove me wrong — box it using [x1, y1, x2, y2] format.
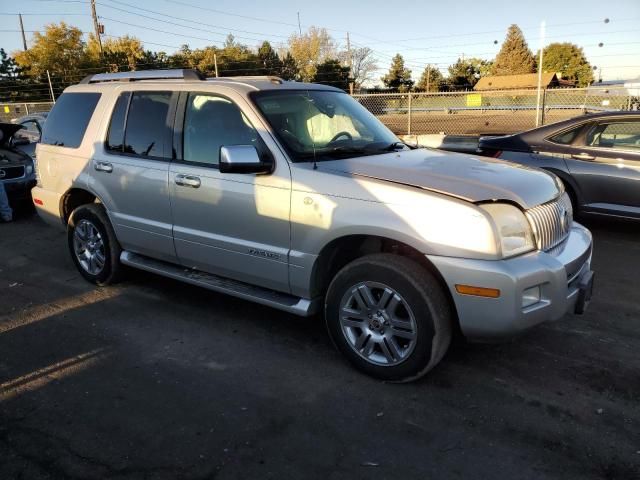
[12, 113, 48, 159]
[478, 112, 640, 220]
[0, 122, 37, 203]
[32, 69, 594, 381]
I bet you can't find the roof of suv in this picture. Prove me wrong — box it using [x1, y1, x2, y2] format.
[72, 69, 342, 95]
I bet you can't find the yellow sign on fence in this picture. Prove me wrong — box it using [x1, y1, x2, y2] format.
[466, 94, 482, 107]
[3, 106, 9, 114]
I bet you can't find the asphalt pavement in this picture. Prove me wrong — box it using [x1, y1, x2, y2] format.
[1, 206, 639, 480]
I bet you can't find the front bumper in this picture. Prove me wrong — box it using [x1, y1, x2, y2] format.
[428, 222, 593, 341]
[3, 175, 36, 200]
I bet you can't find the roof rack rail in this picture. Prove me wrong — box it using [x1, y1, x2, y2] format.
[208, 75, 285, 85]
[79, 69, 205, 84]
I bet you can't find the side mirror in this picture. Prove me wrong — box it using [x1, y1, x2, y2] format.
[11, 136, 30, 146]
[219, 145, 273, 174]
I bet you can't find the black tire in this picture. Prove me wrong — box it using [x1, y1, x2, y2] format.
[325, 253, 452, 382]
[67, 203, 124, 286]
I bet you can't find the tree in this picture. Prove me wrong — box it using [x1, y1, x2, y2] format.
[447, 57, 492, 89]
[540, 42, 593, 87]
[491, 24, 536, 75]
[344, 46, 377, 89]
[313, 59, 350, 90]
[0, 48, 20, 78]
[87, 34, 145, 71]
[416, 66, 444, 92]
[381, 54, 413, 91]
[280, 52, 298, 80]
[258, 41, 282, 76]
[288, 26, 336, 82]
[13, 22, 89, 79]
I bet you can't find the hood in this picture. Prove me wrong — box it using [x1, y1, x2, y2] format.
[0, 122, 24, 146]
[316, 148, 561, 209]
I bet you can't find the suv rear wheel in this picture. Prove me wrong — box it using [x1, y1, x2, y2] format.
[67, 204, 123, 286]
[325, 253, 452, 382]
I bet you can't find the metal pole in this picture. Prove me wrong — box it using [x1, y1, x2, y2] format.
[46, 70, 55, 103]
[407, 93, 412, 135]
[535, 21, 546, 127]
[426, 64, 430, 92]
[540, 88, 547, 125]
[214, 53, 219, 77]
[90, 0, 102, 54]
[18, 14, 27, 51]
[297, 12, 302, 35]
[346, 32, 354, 94]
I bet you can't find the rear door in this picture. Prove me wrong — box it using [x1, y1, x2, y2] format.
[169, 91, 291, 293]
[88, 89, 179, 262]
[564, 118, 640, 218]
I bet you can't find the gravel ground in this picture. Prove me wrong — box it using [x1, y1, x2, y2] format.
[1, 206, 639, 480]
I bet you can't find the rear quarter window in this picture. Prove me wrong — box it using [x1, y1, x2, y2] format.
[41, 92, 101, 148]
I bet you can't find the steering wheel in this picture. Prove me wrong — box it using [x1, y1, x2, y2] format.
[329, 131, 353, 143]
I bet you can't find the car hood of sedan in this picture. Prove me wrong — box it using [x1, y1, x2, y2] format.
[317, 147, 561, 209]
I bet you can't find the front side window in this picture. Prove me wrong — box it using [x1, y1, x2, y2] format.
[183, 93, 260, 166]
[41, 92, 101, 148]
[123, 91, 172, 158]
[252, 90, 400, 162]
[587, 121, 640, 151]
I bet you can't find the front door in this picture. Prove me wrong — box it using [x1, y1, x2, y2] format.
[565, 119, 640, 218]
[169, 92, 291, 293]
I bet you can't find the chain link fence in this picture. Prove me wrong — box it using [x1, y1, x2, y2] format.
[0, 102, 54, 123]
[355, 87, 636, 136]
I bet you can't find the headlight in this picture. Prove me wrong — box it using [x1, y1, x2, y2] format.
[25, 164, 34, 175]
[480, 203, 535, 258]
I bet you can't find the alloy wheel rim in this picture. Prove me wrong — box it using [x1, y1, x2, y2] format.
[73, 219, 106, 275]
[339, 281, 417, 366]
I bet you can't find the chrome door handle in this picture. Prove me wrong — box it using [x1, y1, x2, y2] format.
[175, 174, 201, 188]
[94, 162, 113, 173]
[571, 153, 595, 161]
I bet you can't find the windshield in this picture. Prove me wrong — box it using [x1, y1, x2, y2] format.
[252, 90, 403, 162]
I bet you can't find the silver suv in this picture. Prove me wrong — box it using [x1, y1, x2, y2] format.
[32, 69, 594, 381]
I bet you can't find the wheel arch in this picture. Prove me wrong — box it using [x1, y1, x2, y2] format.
[309, 234, 461, 336]
[60, 187, 104, 224]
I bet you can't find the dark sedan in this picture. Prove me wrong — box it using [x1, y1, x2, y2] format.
[478, 112, 640, 220]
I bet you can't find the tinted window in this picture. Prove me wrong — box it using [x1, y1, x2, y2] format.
[124, 91, 171, 158]
[183, 93, 259, 166]
[106, 92, 130, 153]
[548, 125, 582, 145]
[587, 122, 640, 151]
[41, 92, 101, 148]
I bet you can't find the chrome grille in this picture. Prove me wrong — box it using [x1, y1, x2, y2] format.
[525, 193, 573, 251]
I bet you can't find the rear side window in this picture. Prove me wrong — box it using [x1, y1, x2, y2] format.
[123, 91, 172, 158]
[548, 125, 582, 145]
[41, 92, 101, 148]
[106, 92, 130, 152]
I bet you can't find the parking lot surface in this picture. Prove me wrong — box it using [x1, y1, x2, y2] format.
[1, 208, 639, 480]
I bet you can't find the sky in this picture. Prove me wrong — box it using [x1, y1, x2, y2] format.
[1, 0, 639, 83]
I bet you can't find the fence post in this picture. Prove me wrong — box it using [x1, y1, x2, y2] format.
[24, 103, 29, 115]
[540, 89, 547, 125]
[407, 93, 412, 135]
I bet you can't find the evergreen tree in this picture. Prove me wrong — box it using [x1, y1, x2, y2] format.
[381, 54, 413, 91]
[313, 59, 350, 90]
[280, 52, 298, 80]
[447, 57, 493, 89]
[258, 41, 282, 76]
[491, 24, 536, 75]
[416, 66, 444, 92]
[540, 42, 594, 87]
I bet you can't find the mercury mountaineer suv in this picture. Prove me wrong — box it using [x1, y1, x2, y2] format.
[32, 69, 594, 381]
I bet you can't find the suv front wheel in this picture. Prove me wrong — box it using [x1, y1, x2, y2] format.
[67, 203, 123, 286]
[325, 254, 452, 382]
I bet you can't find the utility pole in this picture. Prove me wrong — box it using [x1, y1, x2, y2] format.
[426, 64, 431, 92]
[535, 20, 546, 127]
[214, 53, 219, 77]
[297, 12, 302, 35]
[346, 32, 353, 94]
[90, 0, 103, 54]
[18, 14, 27, 51]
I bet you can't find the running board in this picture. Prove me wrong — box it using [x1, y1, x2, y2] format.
[120, 251, 319, 317]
